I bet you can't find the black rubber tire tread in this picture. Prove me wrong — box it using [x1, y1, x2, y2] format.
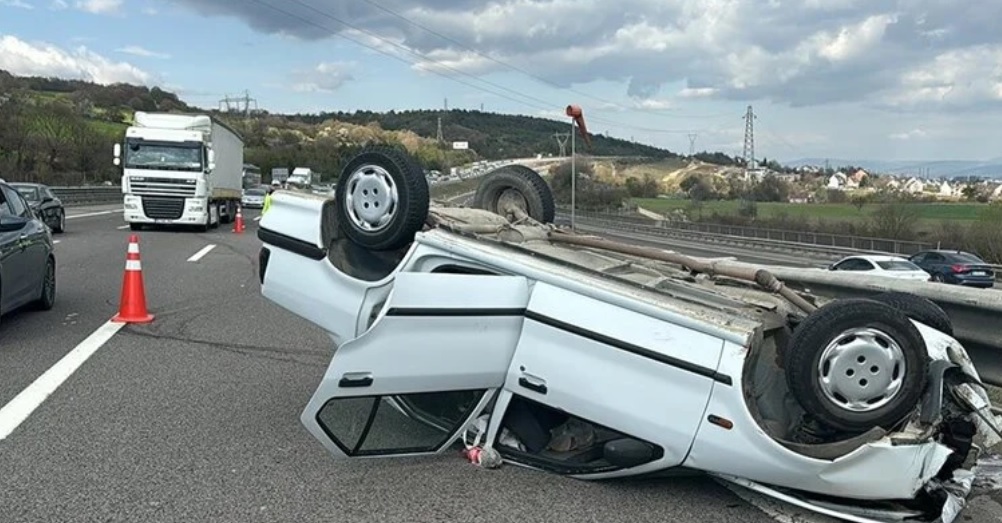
[783, 298, 930, 433]
[335, 146, 429, 251]
[867, 291, 953, 336]
[34, 256, 55, 311]
[473, 164, 555, 223]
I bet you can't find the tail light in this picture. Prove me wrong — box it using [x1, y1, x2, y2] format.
[951, 264, 967, 273]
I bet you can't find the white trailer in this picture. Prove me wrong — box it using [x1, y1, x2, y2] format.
[114, 111, 245, 231]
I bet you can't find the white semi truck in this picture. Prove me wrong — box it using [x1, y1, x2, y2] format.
[114, 111, 245, 231]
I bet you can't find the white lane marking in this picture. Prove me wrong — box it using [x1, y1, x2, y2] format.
[187, 244, 217, 262]
[116, 225, 129, 230]
[66, 208, 123, 220]
[0, 320, 126, 441]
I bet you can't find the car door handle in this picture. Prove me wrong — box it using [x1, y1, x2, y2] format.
[518, 377, 547, 395]
[338, 373, 373, 388]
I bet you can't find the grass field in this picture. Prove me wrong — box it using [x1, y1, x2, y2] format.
[633, 198, 991, 223]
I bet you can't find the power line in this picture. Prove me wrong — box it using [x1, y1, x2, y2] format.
[244, 0, 723, 138]
[687, 133, 698, 155]
[357, 0, 728, 120]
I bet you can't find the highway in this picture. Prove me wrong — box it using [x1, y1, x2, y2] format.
[0, 204, 999, 523]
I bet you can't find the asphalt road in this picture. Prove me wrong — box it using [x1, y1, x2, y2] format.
[0, 204, 999, 523]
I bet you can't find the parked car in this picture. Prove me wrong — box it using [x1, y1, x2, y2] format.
[908, 250, 995, 288]
[828, 254, 930, 281]
[0, 180, 57, 327]
[257, 147, 1001, 523]
[9, 182, 65, 233]
[241, 187, 267, 209]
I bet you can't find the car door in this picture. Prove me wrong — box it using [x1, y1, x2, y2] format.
[300, 271, 531, 459]
[0, 187, 33, 309]
[502, 281, 726, 471]
[3, 186, 47, 264]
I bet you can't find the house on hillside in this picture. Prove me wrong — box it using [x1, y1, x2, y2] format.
[902, 177, 925, 194]
[992, 183, 1002, 200]
[851, 169, 869, 185]
[827, 171, 848, 190]
[939, 181, 954, 197]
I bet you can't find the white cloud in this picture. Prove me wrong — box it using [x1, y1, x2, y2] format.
[890, 129, 928, 140]
[75, 0, 120, 14]
[49, 0, 67, 9]
[1, 0, 34, 9]
[289, 61, 355, 93]
[0, 34, 155, 85]
[117, 45, 171, 59]
[167, 0, 1002, 113]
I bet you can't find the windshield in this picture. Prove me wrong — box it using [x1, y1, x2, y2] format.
[12, 186, 40, 201]
[124, 140, 203, 171]
[876, 260, 922, 271]
[949, 252, 985, 264]
[245, 189, 266, 196]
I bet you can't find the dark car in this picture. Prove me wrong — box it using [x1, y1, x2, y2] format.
[908, 249, 995, 288]
[0, 180, 57, 326]
[10, 182, 65, 233]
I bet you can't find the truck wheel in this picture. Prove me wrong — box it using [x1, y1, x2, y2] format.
[334, 146, 429, 251]
[473, 164, 555, 223]
[130, 224, 143, 231]
[867, 291, 953, 336]
[783, 299, 929, 433]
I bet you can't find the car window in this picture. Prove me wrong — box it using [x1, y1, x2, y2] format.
[876, 260, 921, 271]
[0, 187, 10, 216]
[834, 258, 871, 270]
[925, 253, 944, 262]
[1, 186, 29, 217]
[14, 186, 39, 202]
[948, 252, 984, 264]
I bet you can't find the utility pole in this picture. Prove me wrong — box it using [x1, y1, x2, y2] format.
[687, 133, 698, 156]
[742, 105, 757, 178]
[218, 90, 257, 118]
[553, 132, 569, 157]
[444, 97, 448, 111]
[436, 116, 444, 144]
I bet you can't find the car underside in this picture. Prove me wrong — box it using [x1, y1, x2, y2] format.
[257, 146, 1002, 523]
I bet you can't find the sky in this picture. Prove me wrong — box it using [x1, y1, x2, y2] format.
[2, 0, 1002, 163]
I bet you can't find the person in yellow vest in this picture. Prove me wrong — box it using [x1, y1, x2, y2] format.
[262, 185, 275, 215]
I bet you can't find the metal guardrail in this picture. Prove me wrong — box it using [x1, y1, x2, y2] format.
[560, 207, 1002, 280]
[51, 186, 122, 206]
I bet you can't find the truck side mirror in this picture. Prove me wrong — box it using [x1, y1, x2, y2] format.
[113, 143, 121, 166]
[207, 149, 216, 171]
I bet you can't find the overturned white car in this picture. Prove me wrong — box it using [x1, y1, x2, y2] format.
[257, 146, 1002, 523]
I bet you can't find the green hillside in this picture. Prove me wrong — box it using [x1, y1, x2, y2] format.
[292, 109, 680, 161]
[0, 69, 686, 186]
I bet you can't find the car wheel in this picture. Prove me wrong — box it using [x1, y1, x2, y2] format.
[473, 164, 555, 223]
[54, 211, 65, 233]
[334, 146, 429, 251]
[35, 256, 56, 311]
[867, 291, 953, 336]
[783, 298, 929, 433]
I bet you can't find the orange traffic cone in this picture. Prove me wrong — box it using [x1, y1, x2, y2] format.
[111, 234, 154, 324]
[233, 205, 244, 234]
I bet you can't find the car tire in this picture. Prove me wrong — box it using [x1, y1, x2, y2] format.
[867, 291, 953, 336]
[473, 164, 555, 223]
[334, 146, 429, 251]
[34, 256, 56, 311]
[53, 210, 65, 233]
[783, 298, 929, 433]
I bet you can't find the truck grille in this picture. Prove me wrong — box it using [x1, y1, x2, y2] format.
[142, 197, 185, 220]
[130, 177, 197, 197]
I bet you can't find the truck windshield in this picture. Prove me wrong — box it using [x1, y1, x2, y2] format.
[124, 140, 203, 171]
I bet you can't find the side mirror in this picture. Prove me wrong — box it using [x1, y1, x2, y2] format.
[0, 215, 29, 232]
[207, 149, 216, 171]
[42, 196, 54, 204]
[113, 143, 122, 166]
